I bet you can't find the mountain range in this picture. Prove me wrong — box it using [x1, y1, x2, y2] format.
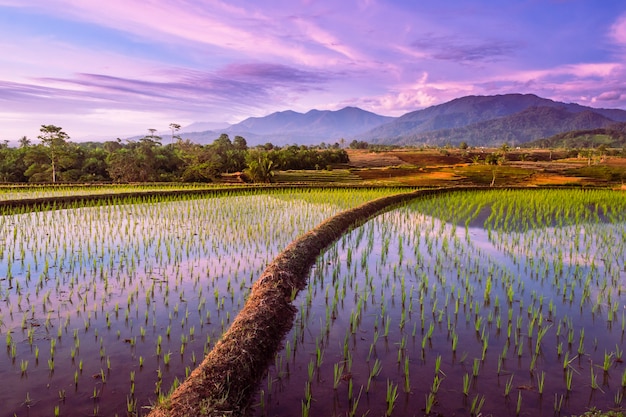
[177, 93, 626, 147]
[178, 107, 392, 146]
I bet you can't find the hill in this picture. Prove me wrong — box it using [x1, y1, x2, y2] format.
[161, 94, 626, 147]
[358, 94, 626, 146]
[526, 123, 626, 148]
[222, 106, 394, 145]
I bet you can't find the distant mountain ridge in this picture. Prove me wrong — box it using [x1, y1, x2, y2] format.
[172, 93, 626, 147]
[224, 106, 394, 145]
[358, 93, 626, 146]
[172, 106, 392, 146]
[373, 106, 618, 147]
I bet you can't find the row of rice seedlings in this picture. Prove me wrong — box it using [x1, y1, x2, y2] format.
[256, 189, 626, 417]
[0, 188, 402, 416]
[0, 183, 226, 202]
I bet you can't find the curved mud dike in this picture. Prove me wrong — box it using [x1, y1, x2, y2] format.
[147, 187, 457, 417]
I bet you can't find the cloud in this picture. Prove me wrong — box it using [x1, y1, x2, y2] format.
[466, 61, 626, 109]
[411, 34, 519, 63]
[2, 0, 626, 140]
[0, 0, 360, 68]
[594, 91, 623, 102]
[610, 13, 626, 46]
[215, 63, 329, 85]
[344, 72, 476, 116]
[0, 61, 334, 131]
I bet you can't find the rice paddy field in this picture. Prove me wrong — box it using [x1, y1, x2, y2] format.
[2, 187, 625, 417]
[256, 189, 626, 417]
[0, 183, 227, 202]
[0, 188, 403, 417]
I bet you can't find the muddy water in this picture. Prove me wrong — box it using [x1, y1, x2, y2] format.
[256, 199, 626, 417]
[0, 192, 372, 417]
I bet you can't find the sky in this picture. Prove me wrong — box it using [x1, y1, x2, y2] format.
[1, 0, 626, 141]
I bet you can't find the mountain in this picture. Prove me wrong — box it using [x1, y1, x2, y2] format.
[163, 94, 626, 147]
[526, 123, 626, 148]
[221, 106, 394, 145]
[182, 121, 231, 132]
[383, 106, 617, 147]
[358, 94, 626, 146]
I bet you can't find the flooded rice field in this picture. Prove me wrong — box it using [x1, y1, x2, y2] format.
[256, 189, 626, 417]
[0, 189, 398, 416]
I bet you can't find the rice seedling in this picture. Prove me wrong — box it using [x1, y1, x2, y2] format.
[470, 394, 485, 416]
[554, 393, 564, 413]
[537, 371, 545, 395]
[366, 358, 382, 392]
[20, 359, 28, 375]
[504, 374, 514, 397]
[590, 363, 601, 391]
[307, 359, 315, 382]
[472, 358, 480, 377]
[333, 363, 344, 389]
[403, 356, 411, 393]
[385, 379, 399, 417]
[462, 373, 470, 396]
[425, 391, 436, 414]
[602, 351, 614, 372]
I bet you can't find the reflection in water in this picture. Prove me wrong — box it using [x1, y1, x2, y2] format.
[0, 193, 369, 417]
[258, 198, 626, 417]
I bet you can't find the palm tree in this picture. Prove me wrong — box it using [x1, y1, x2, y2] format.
[244, 150, 275, 183]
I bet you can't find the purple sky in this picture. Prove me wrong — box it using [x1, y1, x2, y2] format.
[1, 0, 626, 141]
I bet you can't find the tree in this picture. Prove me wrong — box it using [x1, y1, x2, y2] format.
[0, 145, 28, 182]
[244, 150, 275, 183]
[349, 140, 369, 149]
[169, 123, 181, 144]
[485, 152, 503, 187]
[211, 134, 244, 173]
[18, 136, 31, 148]
[106, 137, 171, 182]
[233, 136, 248, 151]
[38, 125, 70, 183]
[174, 140, 221, 182]
[499, 142, 510, 162]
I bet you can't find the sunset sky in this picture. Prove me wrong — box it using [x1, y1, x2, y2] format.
[1, 0, 626, 141]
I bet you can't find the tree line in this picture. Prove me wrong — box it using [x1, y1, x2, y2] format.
[0, 125, 349, 183]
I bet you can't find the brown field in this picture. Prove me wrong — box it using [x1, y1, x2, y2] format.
[335, 149, 626, 188]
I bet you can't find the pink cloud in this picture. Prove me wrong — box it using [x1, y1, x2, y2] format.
[1, 0, 361, 68]
[610, 13, 626, 45]
[594, 91, 623, 102]
[2, 0, 626, 140]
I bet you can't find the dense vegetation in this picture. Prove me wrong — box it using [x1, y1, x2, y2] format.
[0, 126, 348, 183]
[526, 125, 626, 149]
